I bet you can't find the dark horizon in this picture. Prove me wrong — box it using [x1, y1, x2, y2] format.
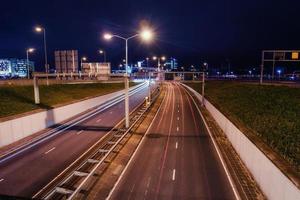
[1, 0, 300, 71]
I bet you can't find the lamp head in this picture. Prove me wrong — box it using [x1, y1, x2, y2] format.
[140, 29, 153, 42]
[27, 48, 35, 53]
[103, 33, 113, 40]
[35, 26, 43, 32]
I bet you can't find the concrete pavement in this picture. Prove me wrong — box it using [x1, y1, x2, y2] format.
[0, 84, 149, 198]
[109, 82, 236, 200]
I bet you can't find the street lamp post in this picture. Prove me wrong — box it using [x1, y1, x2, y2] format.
[26, 48, 35, 79]
[35, 26, 49, 85]
[80, 57, 87, 77]
[153, 56, 166, 71]
[99, 50, 107, 62]
[146, 57, 149, 68]
[103, 29, 153, 128]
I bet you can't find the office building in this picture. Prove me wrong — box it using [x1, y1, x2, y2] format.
[164, 58, 178, 70]
[0, 59, 34, 78]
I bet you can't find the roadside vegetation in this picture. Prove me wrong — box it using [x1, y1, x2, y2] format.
[185, 81, 300, 171]
[0, 82, 137, 119]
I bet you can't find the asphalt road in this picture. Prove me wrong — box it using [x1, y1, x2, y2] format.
[0, 83, 150, 198]
[109, 82, 236, 200]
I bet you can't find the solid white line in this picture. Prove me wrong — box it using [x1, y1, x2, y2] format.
[0, 178, 4, 182]
[172, 169, 176, 181]
[96, 118, 102, 123]
[181, 84, 241, 200]
[175, 142, 178, 149]
[77, 130, 83, 135]
[44, 147, 56, 154]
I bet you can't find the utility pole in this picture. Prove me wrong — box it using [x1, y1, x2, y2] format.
[260, 51, 264, 84]
[202, 72, 205, 106]
[148, 72, 151, 103]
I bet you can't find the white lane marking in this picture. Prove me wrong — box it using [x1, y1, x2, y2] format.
[96, 118, 102, 123]
[182, 84, 241, 200]
[110, 111, 113, 114]
[0, 178, 4, 182]
[177, 109, 179, 113]
[176, 127, 179, 132]
[172, 169, 176, 181]
[77, 130, 83, 135]
[44, 147, 56, 154]
[146, 177, 151, 188]
[175, 142, 178, 149]
[2, 83, 148, 166]
[106, 89, 167, 200]
[177, 117, 179, 121]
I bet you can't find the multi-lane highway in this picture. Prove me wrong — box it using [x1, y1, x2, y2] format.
[108, 82, 237, 200]
[0, 83, 150, 198]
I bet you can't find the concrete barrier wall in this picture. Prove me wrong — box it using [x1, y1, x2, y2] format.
[0, 84, 143, 148]
[183, 84, 300, 200]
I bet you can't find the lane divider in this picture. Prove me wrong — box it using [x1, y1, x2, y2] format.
[45, 147, 56, 155]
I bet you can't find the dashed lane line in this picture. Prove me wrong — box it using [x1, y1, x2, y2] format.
[44, 147, 56, 154]
[172, 169, 176, 181]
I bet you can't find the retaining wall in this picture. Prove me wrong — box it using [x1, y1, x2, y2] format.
[0, 84, 143, 148]
[183, 84, 300, 200]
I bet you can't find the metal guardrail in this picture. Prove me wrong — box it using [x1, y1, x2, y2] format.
[36, 87, 161, 200]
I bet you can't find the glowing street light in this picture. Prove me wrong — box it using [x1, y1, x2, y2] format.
[140, 29, 153, 42]
[99, 49, 107, 62]
[103, 28, 154, 128]
[153, 56, 166, 71]
[81, 57, 87, 69]
[26, 48, 35, 79]
[34, 25, 49, 85]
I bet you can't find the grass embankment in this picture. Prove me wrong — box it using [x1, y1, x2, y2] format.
[0, 82, 137, 119]
[185, 81, 300, 171]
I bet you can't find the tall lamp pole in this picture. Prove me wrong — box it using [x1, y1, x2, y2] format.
[26, 48, 35, 79]
[35, 26, 49, 85]
[104, 29, 153, 128]
[99, 50, 107, 62]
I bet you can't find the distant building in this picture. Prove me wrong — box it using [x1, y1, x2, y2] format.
[55, 50, 78, 73]
[81, 62, 111, 75]
[164, 58, 178, 70]
[0, 59, 34, 78]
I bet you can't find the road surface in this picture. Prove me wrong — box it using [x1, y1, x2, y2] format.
[109, 82, 236, 200]
[0, 83, 149, 198]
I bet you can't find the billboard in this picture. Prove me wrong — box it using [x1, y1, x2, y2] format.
[55, 50, 78, 73]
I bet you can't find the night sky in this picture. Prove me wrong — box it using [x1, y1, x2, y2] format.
[1, 0, 300, 71]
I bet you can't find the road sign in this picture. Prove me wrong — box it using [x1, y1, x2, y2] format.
[292, 52, 299, 60]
